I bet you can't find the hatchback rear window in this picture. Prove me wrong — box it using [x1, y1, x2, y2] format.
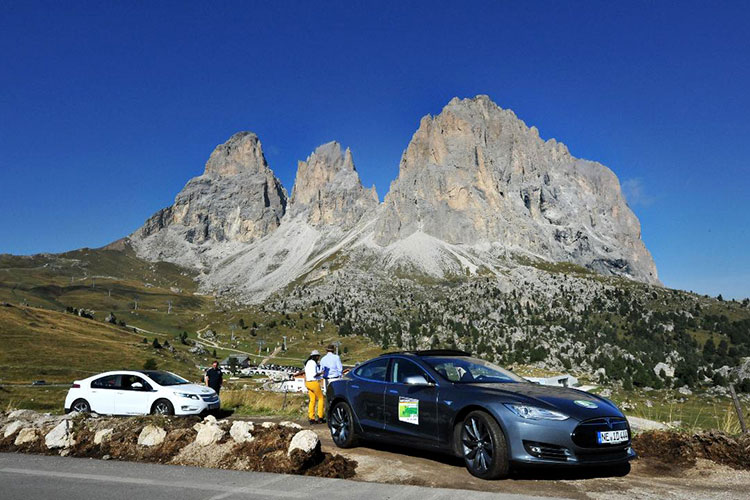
[91, 374, 121, 389]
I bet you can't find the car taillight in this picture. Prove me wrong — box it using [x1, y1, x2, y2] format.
[72, 383, 80, 388]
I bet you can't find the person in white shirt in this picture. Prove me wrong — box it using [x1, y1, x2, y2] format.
[320, 344, 343, 383]
[304, 350, 325, 424]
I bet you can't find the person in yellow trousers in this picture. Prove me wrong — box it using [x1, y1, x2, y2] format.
[304, 350, 325, 425]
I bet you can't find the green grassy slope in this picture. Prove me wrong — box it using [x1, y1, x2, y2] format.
[0, 303, 209, 411]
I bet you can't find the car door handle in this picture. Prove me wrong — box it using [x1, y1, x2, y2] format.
[388, 389, 399, 394]
[351, 384, 359, 389]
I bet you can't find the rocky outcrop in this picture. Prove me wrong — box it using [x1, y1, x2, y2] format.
[288, 141, 378, 229]
[131, 132, 287, 266]
[374, 95, 658, 283]
[127, 95, 659, 300]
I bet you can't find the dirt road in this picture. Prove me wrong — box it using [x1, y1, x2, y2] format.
[312, 426, 750, 499]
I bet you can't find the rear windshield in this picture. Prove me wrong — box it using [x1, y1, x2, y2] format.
[140, 371, 189, 386]
[423, 357, 525, 384]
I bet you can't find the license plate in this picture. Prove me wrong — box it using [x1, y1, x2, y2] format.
[209, 403, 219, 410]
[597, 429, 629, 444]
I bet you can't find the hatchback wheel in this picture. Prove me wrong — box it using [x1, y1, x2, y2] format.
[151, 399, 174, 416]
[460, 410, 509, 479]
[329, 402, 357, 448]
[71, 398, 91, 413]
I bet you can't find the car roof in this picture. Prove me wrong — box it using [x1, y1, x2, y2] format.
[85, 370, 166, 379]
[378, 349, 472, 358]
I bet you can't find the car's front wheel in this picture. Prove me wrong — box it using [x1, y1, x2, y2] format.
[460, 410, 509, 479]
[329, 401, 357, 448]
[71, 398, 91, 413]
[151, 399, 174, 416]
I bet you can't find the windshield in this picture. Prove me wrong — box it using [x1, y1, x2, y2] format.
[140, 370, 189, 386]
[423, 357, 526, 384]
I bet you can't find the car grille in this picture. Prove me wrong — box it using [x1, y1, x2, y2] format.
[571, 416, 630, 448]
[523, 440, 571, 461]
[201, 394, 219, 403]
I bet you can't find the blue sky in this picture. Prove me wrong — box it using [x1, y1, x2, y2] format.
[1, 1, 748, 299]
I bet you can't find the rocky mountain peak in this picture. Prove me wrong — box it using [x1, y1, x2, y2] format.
[203, 131, 269, 177]
[130, 132, 287, 264]
[374, 95, 658, 283]
[288, 141, 378, 228]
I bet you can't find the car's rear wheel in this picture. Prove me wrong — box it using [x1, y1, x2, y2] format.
[71, 398, 91, 413]
[460, 410, 509, 479]
[329, 401, 357, 448]
[151, 399, 174, 416]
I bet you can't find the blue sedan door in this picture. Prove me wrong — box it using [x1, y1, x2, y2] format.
[349, 358, 390, 433]
[383, 358, 440, 446]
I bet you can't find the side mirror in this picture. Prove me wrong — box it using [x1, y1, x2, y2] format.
[404, 375, 433, 386]
[131, 382, 143, 390]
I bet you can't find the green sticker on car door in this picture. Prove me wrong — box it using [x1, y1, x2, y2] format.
[399, 397, 419, 425]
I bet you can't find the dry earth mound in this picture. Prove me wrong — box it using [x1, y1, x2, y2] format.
[633, 429, 750, 471]
[0, 409, 355, 479]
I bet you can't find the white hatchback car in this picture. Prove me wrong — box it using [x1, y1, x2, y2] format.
[64, 370, 220, 416]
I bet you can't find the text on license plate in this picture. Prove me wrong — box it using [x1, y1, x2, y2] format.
[209, 403, 219, 409]
[597, 429, 629, 444]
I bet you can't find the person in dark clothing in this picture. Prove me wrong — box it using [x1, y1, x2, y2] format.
[205, 360, 223, 394]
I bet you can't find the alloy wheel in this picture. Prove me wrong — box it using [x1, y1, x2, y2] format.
[153, 401, 171, 415]
[462, 416, 495, 474]
[330, 404, 350, 444]
[72, 400, 90, 413]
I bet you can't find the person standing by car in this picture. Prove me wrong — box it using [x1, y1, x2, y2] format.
[205, 360, 223, 395]
[304, 350, 325, 425]
[320, 344, 343, 387]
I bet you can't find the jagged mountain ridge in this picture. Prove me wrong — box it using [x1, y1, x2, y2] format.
[133, 132, 287, 270]
[289, 141, 379, 229]
[129, 95, 659, 302]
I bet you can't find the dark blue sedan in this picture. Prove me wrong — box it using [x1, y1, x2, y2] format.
[326, 350, 635, 479]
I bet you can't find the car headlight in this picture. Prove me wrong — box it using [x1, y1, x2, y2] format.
[504, 403, 569, 420]
[174, 392, 199, 400]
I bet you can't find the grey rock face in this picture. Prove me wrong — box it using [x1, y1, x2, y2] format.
[127, 95, 659, 301]
[131, 132, 287, 264]
[288, 141, 378, 230]
[374, 95, 658, 283]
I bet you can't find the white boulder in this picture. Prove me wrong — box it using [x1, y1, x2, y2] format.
[287, 430, 319, 457]
[3, 420, 24, 438]
[195, 424, 225, 446]
[14, 428, 38, 445]
[8, 409, 40, 421]
[94, 428, 113, 445]
[137, 425, 166, 447]
[229, 421, 254, 443]
[45, 421, 74, 449]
